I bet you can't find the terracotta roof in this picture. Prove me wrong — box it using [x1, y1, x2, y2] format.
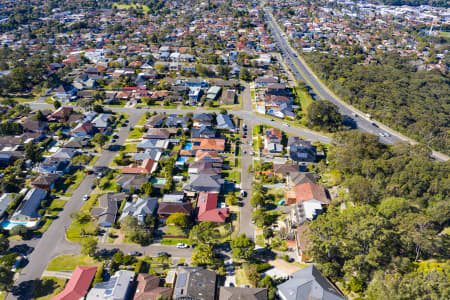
[157, 202, 192, 216]
[195, 151, 223, 162]
[196, 192, 229, 223]
[192, 138, 225, 151]
[294, 182, 328, 203]
[53, 266, 97, 300]
[133, 274, 173, 300]
[122, 159, 155, 174]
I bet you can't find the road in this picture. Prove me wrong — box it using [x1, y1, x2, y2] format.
[263, 7, 449, 162]
[6, 111, 144, 300]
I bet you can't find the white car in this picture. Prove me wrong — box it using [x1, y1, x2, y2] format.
[176, 243, 189, 249]
[282, 122, 290, 127]
[82, 194, 89, 201]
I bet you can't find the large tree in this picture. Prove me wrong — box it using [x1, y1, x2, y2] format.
[306, 100, 343, 131]
[230, 234, 254, 260]
[189, 221, 219, 245]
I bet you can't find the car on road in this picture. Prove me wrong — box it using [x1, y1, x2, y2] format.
[157, 252, 170, 257]
[270, 118, 274, 121]
[82, 194, 89, 201]
[176, 243, 189, 249]
[353, 113, 358, 117]
[86, 170, 93, 175]
[113, 134, 119, 139]
[372, 122, 379, 128]
[242, 134, 246, 138]
[282, 122, 290, 127]
[128, 251, 142, 256]
[96, 172, 103, 179]
[111, 139, 116, 143]
[250, 151, 255, 156]
[240, 190, 247, 197]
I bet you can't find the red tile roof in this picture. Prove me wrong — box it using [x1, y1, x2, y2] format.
[122, 159, 155, 174]
[196, 192, 229, 223]
[52, 266, 97, 300]
[294, 182, 328, 203]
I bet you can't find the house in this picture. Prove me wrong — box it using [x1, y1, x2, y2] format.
[71, 122, 96, 137]
[137, 139, 170, 151]
[216, 114, 236, 131]
[21, 116, 48, 134]
[92, 113, 111, 132]
[219, 287, 268, 300]
[196, 192, 229, 223]
[157, 202, 192, 219]
[295, 223, 313, 263]
[288, 137, 316, 163]
[10, 188, 47, 225]
[145, 114, 166, 128]
[0, 153, 13, 167]
[165, 114, 190, 128]
[115, 174, 148, 193]
[173, 267, 217, 300]
[192, 126, 216, 139]
[264, 128, 283, 153]
[192, 138, 225, 152]
[64, 137, 90, 149]
[0, 193, 14, 218]
[273, 164, 299, 178]
[53, 266, 98, 300]
[86, 270, 135, 300]
[143, 128, 174, 140]
[47, 107, 74, 122]
[221, 89, 236, 105]
[192, 113, 213, 128]
[54, 84, 77, 102]
[277, 265, 344, 300]
[286, 182, 329, 222]
[121, 159, 157, 175]
[31, 173, 60, 191]
[188, 87, 201, 103]
[51, 148, 77, 161]
[133, 274, 173, 300]
[287, 172, 319, 187]
[255, 76, 278, 87]
[206, 86, 222, 101]
[133, 149, 162, 162]
[120, 197, 158, 223]
[162, 192, 185, 203]
[188, 161, 222, 175]
[91, 193, 127, 227]
[195, 151, 223, 163]
[183, 174, 223, 193]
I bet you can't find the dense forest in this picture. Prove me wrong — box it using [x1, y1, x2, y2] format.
[308, 131, 449, 297]
[303, 52, 450, 155]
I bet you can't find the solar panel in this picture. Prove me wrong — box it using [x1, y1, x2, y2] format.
[176, 273, 187, 288]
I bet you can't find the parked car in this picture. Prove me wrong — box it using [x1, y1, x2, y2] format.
[176, 243, 189, 249]
[282, 122, 290, 127]
[113, 134, 119, 139]
[128, 251, 142, 256]
[82, 194, 89, 201]
[86, 170, 93, 175]
[157, 252, 170, 257]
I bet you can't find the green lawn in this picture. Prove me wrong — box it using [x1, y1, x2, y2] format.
[236, 268, 253, 287]
[32, 277, 67, 300]
[128, 127, 145, 139]
[113, 3, 151, 14]
[88, 156, 99, 166]
[46, 255, 101, 271]
[161, 238, 191, 245]
[120, 143, 137, 153]
[67, 169, 86, 191]
[166, 225, 187, 237]
[66, 194, 99, 242]
[256, 234, 265, 247]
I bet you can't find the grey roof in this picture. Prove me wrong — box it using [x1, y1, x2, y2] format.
[133, 149, 162, 161]
[162, 192, 185, 203]
[216, 114, 236, 130]
[119, 197, 158, 222]
[92, 113, 111, 128]
[0, 194, 14, 217]
[13, 188, 47, 218]
[51, 148, 76, 160]
[115, 174, 148, 190]
[173, 267, 217, 300]
[183, 174, 223, 192]
[289, 172, 319, 186]
[87, 270, 135, 300]
[277, 265, 345, 300]
[219, 287, 268, 300]
[193, 113, 213, 122]
[192, 126, 216, 138]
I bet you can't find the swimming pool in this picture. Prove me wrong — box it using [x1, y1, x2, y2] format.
[151, 178, 167, 185]
[184, 143, 193, 150]
[177, 157, 188, 163]
[1, 221, 31, 230]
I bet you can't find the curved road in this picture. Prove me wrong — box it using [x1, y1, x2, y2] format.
[264, 7, 448, 161]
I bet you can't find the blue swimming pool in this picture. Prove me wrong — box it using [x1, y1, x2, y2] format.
[1, 221, 30, 230]
[177, 157, 188, 162]
[151, 178, 167, 185]
[184, 143, 193, 150]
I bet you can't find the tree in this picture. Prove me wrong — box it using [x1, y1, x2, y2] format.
[0, 235, 9, 254]
[191, 244, 214, 266]
[71, 154, 92, 166]
[0, 266, 13, 291]
[140, 182, 153, 195]
[250, 192, 264, 208]
[10, 225, 28, 238]
[25, 142, 41, 162]
[259, 275, 276, 300]
[121, 215, 138, 231]
[306, 100, 343, 131]
[239, 67, 251, 81]
[53, 100, 61, 109]
[33, 110, 47, 122]
[231, 234, 254, 260]
[70, 211, 90, 224]
[166, 213, 190, 229]
[225, 192, 237, 206]
[91, 133, 108, 149]
[189, 221, 220, 245]
[80, 237, 97, 257]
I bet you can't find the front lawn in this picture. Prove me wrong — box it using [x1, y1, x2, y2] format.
[66, 194, 99, 242]
[46, 255, 101, 271]
[32, 277, 67, 300]
[160, 238, 191, 245]
[166, 225, 187, 237]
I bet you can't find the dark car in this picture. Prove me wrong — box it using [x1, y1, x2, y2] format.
[113, 134, 119, 139]
[157, 252, 170, 257]
[86, 170, 93, 175]
[128, 251, 142, 256]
